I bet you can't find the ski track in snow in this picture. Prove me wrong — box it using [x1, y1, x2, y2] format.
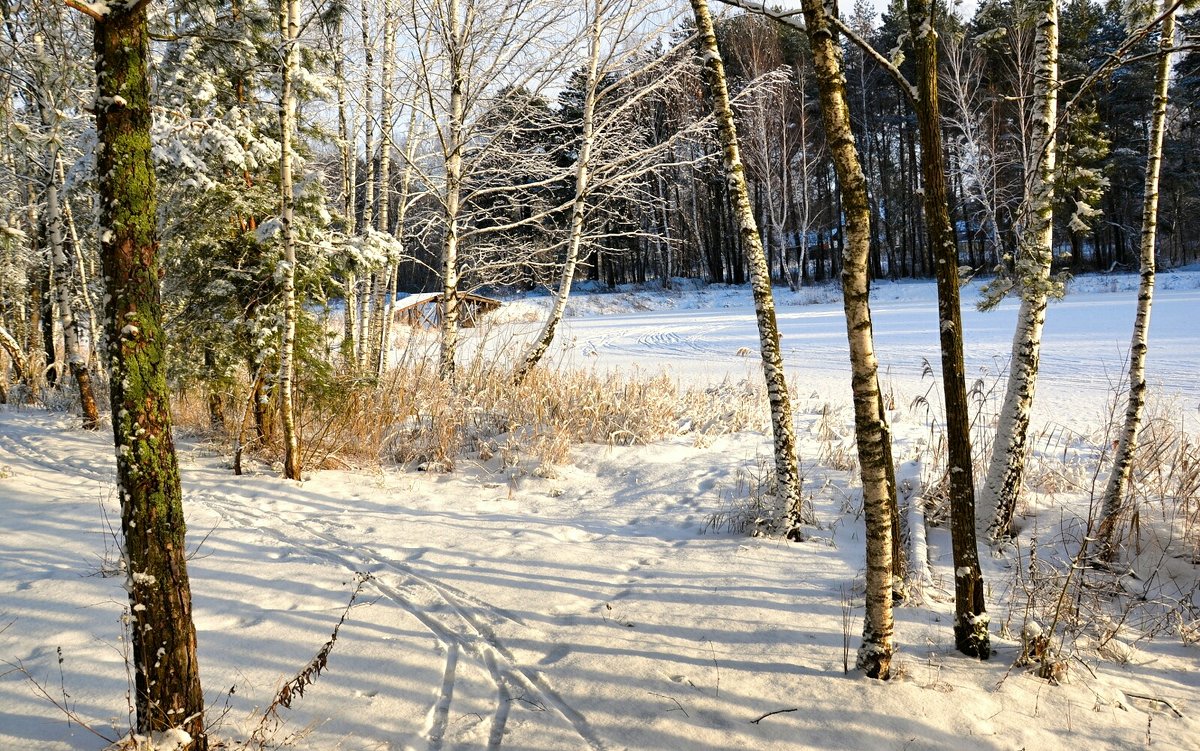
[0, 427, 113, 484]
[5, 276, 1200, 751]
[191, 490, 606, 751]
[0, 413, 610, 749]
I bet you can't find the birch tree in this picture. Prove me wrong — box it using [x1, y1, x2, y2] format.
[432, 0, 466, 382]
[333, 11, 358, 365]
[365, 0, 396, 374]
[511, 0, 607, 382]
[942, 30, 1017, 272]
[1097, 0, 1178, 562]
[688, 0, 805, 536]
[728, 0, 990, 655]
[979, 0, 1061, 542]
[42, 122, 99, 428]
[278, 0, 302, 480]
[21, 22, 100, 427]
[512, 0, 687, 379]
[797, 0, 899, 674]
[67, 0, 208, 743]
[406, 0, 578, 381]
[718, 0, 898, 674]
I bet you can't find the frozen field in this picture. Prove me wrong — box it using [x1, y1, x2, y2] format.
[524, 272, 1200, 435]
[1, 272, 1197, 750]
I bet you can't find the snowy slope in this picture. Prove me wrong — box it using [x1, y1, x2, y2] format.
[2, 272, 1198, 750]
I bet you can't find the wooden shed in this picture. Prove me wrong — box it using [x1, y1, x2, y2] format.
[392, 291, 503, 329]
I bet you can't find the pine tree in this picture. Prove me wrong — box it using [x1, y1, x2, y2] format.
[75, 0, 209, 743]
[906, 0, 990, 658]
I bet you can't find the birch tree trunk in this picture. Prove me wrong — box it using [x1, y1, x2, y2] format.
[278, 0, 301, 481]
[89, 1, 207, 743]
[513, 0, 605, 383]
[0, 325, 26, 382]
[796, 0, 895, 678]
[357, 0, 376, 371]
[379, 110, 421, 375]
[688, 0, 804, 537]
[335, 16, 359, 367]
[908, 0, 989, 658]
[45, 155, 99, 428]
[439, 0, 465, 383]
[371, 3, 396, 376]
[1097, 5, 1175, 562]
[981, 0, 1059, 542]
[34, 73, 99, 429]
[718, 0, 903, 667]
[58, 155, 103, 366]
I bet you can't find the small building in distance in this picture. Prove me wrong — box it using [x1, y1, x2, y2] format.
[392, 291, 503, 329]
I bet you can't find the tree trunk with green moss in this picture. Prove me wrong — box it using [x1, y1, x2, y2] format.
[91, 2, 207, 745]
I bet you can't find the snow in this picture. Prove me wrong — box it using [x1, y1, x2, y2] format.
[497, 271, 1200, 434]
[1, 271, 1198, 750]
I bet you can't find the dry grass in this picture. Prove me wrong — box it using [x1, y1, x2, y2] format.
[173, 350, 767, 476]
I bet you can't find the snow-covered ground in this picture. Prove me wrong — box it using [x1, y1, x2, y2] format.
[501, 269, 1200, 434]
[1, 271, 1198, 750]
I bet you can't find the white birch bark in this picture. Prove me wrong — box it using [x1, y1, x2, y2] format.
[35, 65, 99, 428]
[278, 0, 301, 480]
[438, 0, 465, 383]
[45, 157, 99, 428]
[378, 110, 420, 375]
[795, 0, 896, 677]
[357, 0, 377, 371]
[0, 325, 26, 382]
[512, 0, 605, 383]
[335, 16, 359, 366]
[63, 187, 100, 366]
[688, 0, 804, 536]
[371, 3, 396, 376]
[1097, 4, 1175, 562]
[981, 0, 1058, 541]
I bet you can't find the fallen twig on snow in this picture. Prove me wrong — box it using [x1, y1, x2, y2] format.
[750, 707, 799, 724]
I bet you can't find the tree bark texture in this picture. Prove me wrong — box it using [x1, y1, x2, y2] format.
[278, 0, 301, 480]
[356, 0, 376, 371]
[797, 0, 895, 678]
[1098, 5, 1174, 562]
[907, 0, 989, 658]
[335, 17, 358, 367]
[45, 166, 100, 429]
[0, 325, 26, 382]
[439, 0, 465, 383]
[689, 0, 805, 536]
[372, 5, 397, 376]
[92, 3, 207, 744]
[981, 0, 1059, 542]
